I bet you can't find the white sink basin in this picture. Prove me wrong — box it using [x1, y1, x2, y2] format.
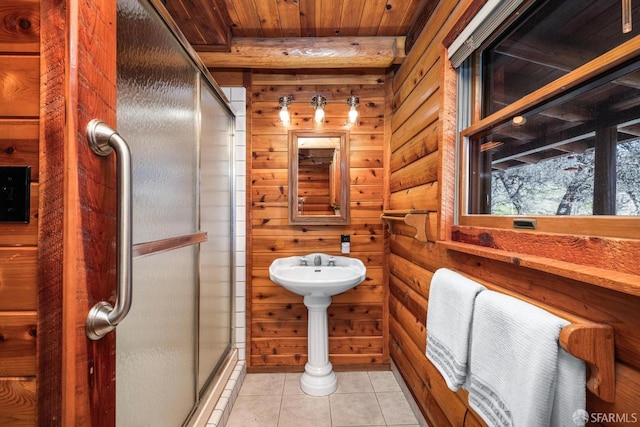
[269, 253, 366, 297]
[269, 253, 366, 396]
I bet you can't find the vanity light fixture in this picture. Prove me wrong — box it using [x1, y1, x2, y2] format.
[311, 95, 327, 124]
[279, 95, 292, 125]
[346, 95, 359, 124]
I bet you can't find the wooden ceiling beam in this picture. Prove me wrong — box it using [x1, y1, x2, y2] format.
[195, 37, 406, 69]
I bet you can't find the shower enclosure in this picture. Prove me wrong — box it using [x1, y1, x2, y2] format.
[115, 0, 235, 424]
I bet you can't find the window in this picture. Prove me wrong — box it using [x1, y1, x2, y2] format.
[456, 0, 640, 238]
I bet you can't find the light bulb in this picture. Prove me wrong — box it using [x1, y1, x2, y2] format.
[346, 95, 359, 125]
[279, 95, 292, 125]
[279, 105, 290, 125]
[348, 106, 358, 124]
[311, 95, 327, 124]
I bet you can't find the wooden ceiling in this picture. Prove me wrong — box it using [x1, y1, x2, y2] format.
[165, 0, 434, 69]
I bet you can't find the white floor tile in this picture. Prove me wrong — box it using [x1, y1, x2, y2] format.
[329, 392, 386, 426]
[376, 391, 419, 425]
[334, 371, 374, 393]
[278, 394, 331, 427]
[283, 372, 305, 395]
[226, 394, 281, 427]
[368, 371, 402, 393]
[238, 373, 286, 396]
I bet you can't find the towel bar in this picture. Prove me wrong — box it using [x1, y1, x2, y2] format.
[454, 271, 616, 403]
[381, 210, 432, 242]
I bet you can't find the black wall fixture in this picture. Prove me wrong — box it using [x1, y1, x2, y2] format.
[0, 166, 31, 223]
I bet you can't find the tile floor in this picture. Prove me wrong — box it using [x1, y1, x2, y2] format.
[225, 371, 421, 427]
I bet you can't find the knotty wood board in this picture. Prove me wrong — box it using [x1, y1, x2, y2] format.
[0, 248, 37, 311]
[0, 312, 36, 376]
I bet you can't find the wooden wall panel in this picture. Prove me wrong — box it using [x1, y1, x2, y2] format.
[40, 0, 118, 422]
[388, 226, 640, 425]
[0, 0, 40, 53]
[0, 1, 40, 422]
[0, 248, 37, 311]
[0, 121, 39, 178]
[248, 70, 389, 371]
[0, 56, 40, 117]
[0, 312, 37, 376]
[0, 378, 36, 426]
[388, 0, 640, 425]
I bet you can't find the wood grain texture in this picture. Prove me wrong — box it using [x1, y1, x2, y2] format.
[450, 225, 640, 277]
[39, 0, 117, 424]
[0, 312, 37, 376]
[0, 120, 39, 178]
[0, 1, 39, 421]
[0, 248, 37, 311]
[0, 0, 40, 53]
[0, 56, 39, 117]
[197, 36, 406, 69]
[0, 378, 36, 426]
[168, 0, 427, 49]
[248, 70, 388, 371]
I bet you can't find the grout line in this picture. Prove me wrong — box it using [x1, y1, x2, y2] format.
[229, 371, 419, 427]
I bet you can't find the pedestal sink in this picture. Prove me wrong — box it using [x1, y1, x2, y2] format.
[269, 253, 366, 396]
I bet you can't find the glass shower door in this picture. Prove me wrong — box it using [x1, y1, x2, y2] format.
[116, 0, 198, 423]
[114, 0, 234, 424]
[198, 81, 234, 393]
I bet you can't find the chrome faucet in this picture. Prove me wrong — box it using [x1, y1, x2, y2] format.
[300, 256, 308, 266]
[328, 257, 336, 266]
[314, 254, 322, 266]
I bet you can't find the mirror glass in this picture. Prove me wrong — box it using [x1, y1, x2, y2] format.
[288, 131, 350, 225]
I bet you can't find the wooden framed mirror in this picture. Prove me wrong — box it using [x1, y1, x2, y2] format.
[288, 130, 350, 225]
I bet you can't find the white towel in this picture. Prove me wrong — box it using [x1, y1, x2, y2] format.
[468, 291, 586, 427]
[426, 268, 486, 391]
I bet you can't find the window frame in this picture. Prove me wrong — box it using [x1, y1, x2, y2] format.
[456, 29, 640, 240]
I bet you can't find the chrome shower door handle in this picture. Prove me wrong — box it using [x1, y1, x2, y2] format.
[85, 119, 133, 340]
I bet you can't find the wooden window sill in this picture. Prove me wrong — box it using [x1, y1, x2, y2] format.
[438, 240, 640, 297]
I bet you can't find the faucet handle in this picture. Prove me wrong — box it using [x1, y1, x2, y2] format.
[300, 256, 308, 266]
[328, 256, 336, 266]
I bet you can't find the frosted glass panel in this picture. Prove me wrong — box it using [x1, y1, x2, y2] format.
[117, 0, 198, 243]
[116, 0, 235, 423]
[198, 81, 233, 391]
[116, 246, 197, 426]
[116, 0, 198, 425]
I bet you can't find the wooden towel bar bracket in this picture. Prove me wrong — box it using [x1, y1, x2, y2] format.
[559, 323, 615, 403]
[381, 210, 431, 242]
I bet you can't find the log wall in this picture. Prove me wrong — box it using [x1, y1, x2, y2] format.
[247, 70, 389, 371]
[389, 1, 640, 426]
[0, 1, 40, 424]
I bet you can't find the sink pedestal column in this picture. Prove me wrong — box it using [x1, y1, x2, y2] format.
[300, 295, 337, 396]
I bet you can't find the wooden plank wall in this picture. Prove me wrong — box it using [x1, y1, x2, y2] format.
[247, 71, 389, 370]
[389, 1, 640, 426]
[0, 0, 40, 424]
[298, 160, 332, 214]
